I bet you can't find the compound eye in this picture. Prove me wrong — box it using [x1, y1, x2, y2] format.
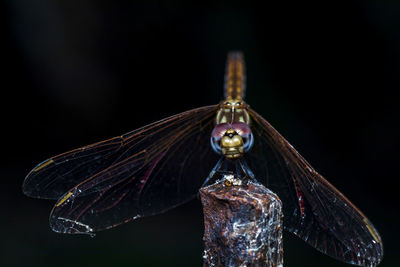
[211, 123, 231, 154]
[210, 136, 222, 154]
[241, 132, 254, 152]
[212, 123, 231, 138]
[231, 122, 251, 136]
[231, 122, 254, 152]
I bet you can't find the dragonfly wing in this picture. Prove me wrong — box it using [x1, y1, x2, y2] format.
[24, 105, 219, 233]
[24, 136, 128, 199]
[23, 105, 218, 200]
[246, 107, 383, 266]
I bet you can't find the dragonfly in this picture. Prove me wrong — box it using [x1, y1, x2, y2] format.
[23, 51, 383, 266]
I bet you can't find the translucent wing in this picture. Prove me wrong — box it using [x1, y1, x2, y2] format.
[23, 105, 219, 233]
[246, 107, 383, 266]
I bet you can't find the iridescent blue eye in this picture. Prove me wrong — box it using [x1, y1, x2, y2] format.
[210, 136, 222, 154]
[241, 133, 254, 153]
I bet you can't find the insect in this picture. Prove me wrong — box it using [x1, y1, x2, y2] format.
[23, 52, 383, 266]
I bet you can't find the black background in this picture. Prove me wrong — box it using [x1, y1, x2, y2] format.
[1, 1, 399, 266]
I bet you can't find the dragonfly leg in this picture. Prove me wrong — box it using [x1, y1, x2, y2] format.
[201, 157, 224, 188]
[239, 158, 258, 182]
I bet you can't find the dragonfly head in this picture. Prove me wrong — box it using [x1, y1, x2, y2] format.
[211, 122, 254, 159]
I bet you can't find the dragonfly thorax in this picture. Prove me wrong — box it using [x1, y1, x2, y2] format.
[215, 100, 250, 125]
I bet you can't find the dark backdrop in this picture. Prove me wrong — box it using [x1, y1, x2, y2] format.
[1, 1, 399, 266]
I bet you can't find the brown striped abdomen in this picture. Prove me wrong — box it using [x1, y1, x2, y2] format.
[224, 51, 246, 101]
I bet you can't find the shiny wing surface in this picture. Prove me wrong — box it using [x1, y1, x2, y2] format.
[246, 107, 383, 266]
[23, 105, 219, 233]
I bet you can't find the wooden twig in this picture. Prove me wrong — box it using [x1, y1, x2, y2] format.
[200, 179, 283, 267]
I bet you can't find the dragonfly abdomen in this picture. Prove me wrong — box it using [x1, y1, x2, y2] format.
[224, 51, 246, 102]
